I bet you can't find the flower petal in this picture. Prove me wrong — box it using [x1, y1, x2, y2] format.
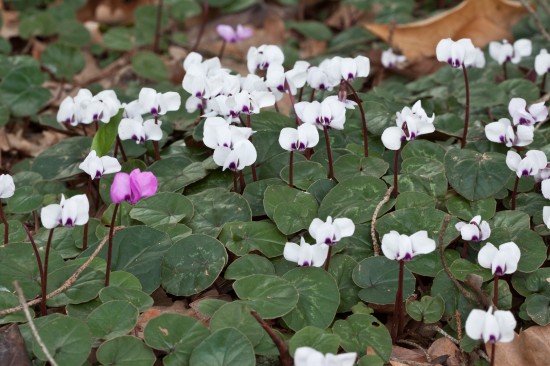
[110, 172, 131, 204]
[41, 204, 62, 229]
[381, 127, 404, 151]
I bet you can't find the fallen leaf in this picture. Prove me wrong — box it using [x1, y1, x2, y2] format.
[428, 337, 464, 366]
[487, 324, 550, 365]
[365, 0, 528, 61]
[77, 0, 153, 24]
[0, 324, 31, 366]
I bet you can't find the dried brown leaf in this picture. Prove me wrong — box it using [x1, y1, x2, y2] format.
[365, 0, 528, 61]
[487, 324, 550, 366]
[0, 324, 31, 366]
[428, 337, 464, 366]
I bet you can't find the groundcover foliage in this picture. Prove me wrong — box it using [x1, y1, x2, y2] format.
[1, 0, 550, 365]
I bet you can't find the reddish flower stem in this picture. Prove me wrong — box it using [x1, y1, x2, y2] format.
[493, 274, 499, 308]
[233, 172, 238, 193]
[324, 246, 332, 271]
[461, 64, 470, 148]
[323, 126, 335, 180]
[247, 114, 258, 182]
[153, 116, 161, 161]
[191, 0, 208, 52]
[344, 80, 368, 157]
[391, 260, 405, 341]
[41, 228, 55, 316]
[511, 175, 519, 210]
[490, 343, 496, 366]
[239, 171, 246, 193]
[288, 151, 294, 188]
[23, 225, 45, 315]
[541, 73, 547, 97]
[393, 149, 399, 198]
[250, 311, 293, 366]
[285, 79, 302, 126]
[104, 203, 119, 287]
[0, 201, 8, 244]
[502, 62, 508, 80]
[153, 0, 163, 53]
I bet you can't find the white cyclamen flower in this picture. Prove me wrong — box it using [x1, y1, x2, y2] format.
[489, 39, 532, 64]
[213, 139, 257, 172]
[508, 98, 548, 126]
[122, 100, 144, 123]
[381, 100, 435, 150]
[294, 347, 357, 366]
[57, 89, 93, 126]
[82, 90, 121, 124]
[266, 61, 309, 96]
[138, 87, 181, 117]
[247, 45, 284, 74]
[79, 150, 121, 180]
[478, 242, 521, 276]
[278, 124, 319, 152]
[309, 216, 355, 246]
[331, 55, 370, 81]
[381, 48, 407, 69]
[283, 237, 329, 267]
[535, 49, 550, 76]
[118, 118, 163, 144]
[470, 47, 486, 68]
[485, 118, 533, 147]
[465, 307, 516, 344]
[543, 206, 550, 228]
[381, 230, 436, 261]
[295, 98, 347, 130]
[542, 179, 550, 199]
[0, 174, 15, 199]
[455, 215, 490, 242]
[506, 150, 547, 177]
[436, 38, 477, 68]
[41, 194, 89, 229]
[226, 90, 275, 117]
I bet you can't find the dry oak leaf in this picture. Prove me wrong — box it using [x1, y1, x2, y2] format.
[486, 323, 550, 366]
[365, 0, 528, 61]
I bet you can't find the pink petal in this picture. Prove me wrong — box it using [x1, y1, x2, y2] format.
[216, 24, 237, 43]
[129, 169, 158, 203]
[110, 172, 131, 204]
[236, 25, 253, 41]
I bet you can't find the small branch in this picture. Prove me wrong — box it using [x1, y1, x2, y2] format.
[13, 281, 58, 366]
[438, 215, 482, 306]
[371, 186, 393, 256]
[397, 339, 431, 362]
[538, 0, 550, 18]
[424, 324, 459, 345]
[389, 358, 432, 366]
[0, 226, 124, 317]
[519, 0, 550, 43]
[250, 311, 293, 366]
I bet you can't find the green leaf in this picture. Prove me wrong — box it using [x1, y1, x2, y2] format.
[192, 299, 228, 319]
[449, 258, 492, 282]
[99, 287, 153, 312]
[224, 254, 275, 280]
[134, 5, 168, 46]
[0, 103, 9, 127]
[401, 139, 446, 163]
[97, 336, 155, 366]
[445, 195, 496, 220]
[144, 313, 209, 366]
[87, 300, 139, 339]
[286, 20, 333, 40]
[148, 158, 207, 192]
[406, 295, 445, 323]
[242, 178, 286, 216]
[319, 176, 391, 223]
[282, 267, 340, 331]
[130, 192, 194, 226]
[219, 221, 286, 257]
[395, 191, 436, 210]
[332, 313, 392, 361]
[19, 11, 57, 38]
[405, 250, 460, 277]
[46, 260, 105, 307]
[189, 328, 255, 366]
[333, 154, 389, 181]
[280, 160, 327, 190]
[41, 42, 85, 80]
[444, 148, 512, 201]
[132, 51, 168, 82]
[233, 274, 299, 319]
[25, 314, 92, 366]
[499, 79, 540, 102]
[91, 109, 123, 156]
[288, 326, 340, 356]
[161, 234, 227, 296]
[58, 19, 91, 46]
[0, 292, 31, 324]
[263, 186, 318, 235]
[186, 188, 251, 237]
[488, 228, 546, 273]
[0, 66, 50, 117]
[353, 256, 416, 305]
[526, 294, 550, 325]
[328, 255, 361, 312]
[32, 136, 92, 180]
[103, 27, 136, 51]
[6, 186, 42, 213]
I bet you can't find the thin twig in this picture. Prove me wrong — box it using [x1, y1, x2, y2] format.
[250, 311, 293, 366]
[371, 186, 394, 256]
[13, 281, 58, 366]
[0, 226, 124, 317]
[519, 0, 550, 43]
[424, 324, 459, 345]
[397, 339, 432, 362]
[455, 309, 463, 341]
[478, 349, 491, 362]
[438, 215, 482, 306]
[389, 357, 432, 366]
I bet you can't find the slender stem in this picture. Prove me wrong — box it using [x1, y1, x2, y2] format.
[309, 88, 316, 102]
[393, 149, 399, 198]
[34, 210, 39, 232]
[298, 87, 304, 102]
[392, 260, 405, 341]
[490, 342, 496, 366]
[218, 40, 226, 60]
[344, 80, 368, 157]
[116, 136, 128, 162]
[247, 114, 258, 182]
[153, 0, 163, 53]
[285, 79, 302, 126]
[461, 64, 470, 148]
[324, 246, 333, 271]
[541, 73, 547, 97]
[41, 228, 55, 316]
[511, 175, 519, 210]
[502, 62, 508, 80]
[273, 99, 280, 113]
[250, 311, 293, 366]
[493, 274, 499, 308]
[94, 120, 99, 132]
[152, 117, 161, 161]
[461, 240, 469, 258]
[239, 171, 246, 193]
[0, 201, 8, 244]
[82, 178, 93, 251]
[104, 203, 120, 287]
[23, 225, 45, 312]
[191, 0, 208, 52]
[323, 126, 335, 179]
[233, 172, 238, 193]
[289, 151, 294, 188]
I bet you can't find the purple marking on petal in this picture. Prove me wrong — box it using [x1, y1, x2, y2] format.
[298, 142, 306, 150]
[290, 142, 296, 150]
[401, 136, 407, 142]
[229, 162, 237, 171]
[65, 218, 73, 227]
[495, 266, 504, 276]
[410, 132, 416, 140]
[522, 169, 530, 176]
[302, 261, 310, 267]
[489, 334, 497, 343]
[403, 252, 412, 261]
[95, 170, 102, 180]
[347, 72, 354, 80]
[499, 135, 505, 142]
[447, 58, 452, 65]
[319, 83, 325, 90]
[471, 235, 479, 242]
[151, 107, 158, 115]
[277, 85, 285, 92]
[242, 105, 250, 113]
[65, 118, 71, 123]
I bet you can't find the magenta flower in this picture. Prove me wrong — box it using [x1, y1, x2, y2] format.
[110, 169, 158, 204]
[216, 24, 253, 43]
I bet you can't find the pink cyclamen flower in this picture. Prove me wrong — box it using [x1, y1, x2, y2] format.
[216, 24, 253, 43]
[110, 169, 158, 204]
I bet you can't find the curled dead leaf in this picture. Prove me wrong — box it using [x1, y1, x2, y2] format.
[487, 323, 550, 366]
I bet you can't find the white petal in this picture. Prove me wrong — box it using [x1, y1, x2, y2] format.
[143, 119, 163, 141]
[381, 231, 401, 260]
[213, 146, 232, 168]
[436, 39, 453, 63]
[308, 218, 324, 238]
[381, 127, 404, 151]
[506, 150, 522, 172]
[410, 230, 435, 256]
[544, 206, 550, 228]
[100, 156, 121, 175]
[0, 175, 15, 199]
[480, 221, 491, 240]
[279, 128, 298, 151]
[138, 87, 158, 114]
[515, 125, 534, 146]
[494, 310, 516, 342]
[118, 118, 144, 143]
[333, 218, 355, 238]
[311, 244, 329, 267]
[159, 92, 181, 114]
[528, 101, 548, 122]
[465, 309, 488, 341]
[294, 347, 324, 366]
[283, 242, 301, 264]
[41, 204, 62, 229]
[542, 180, 550, 199]
[478, 243, 498, 270]
[460, 224, 481, 241]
